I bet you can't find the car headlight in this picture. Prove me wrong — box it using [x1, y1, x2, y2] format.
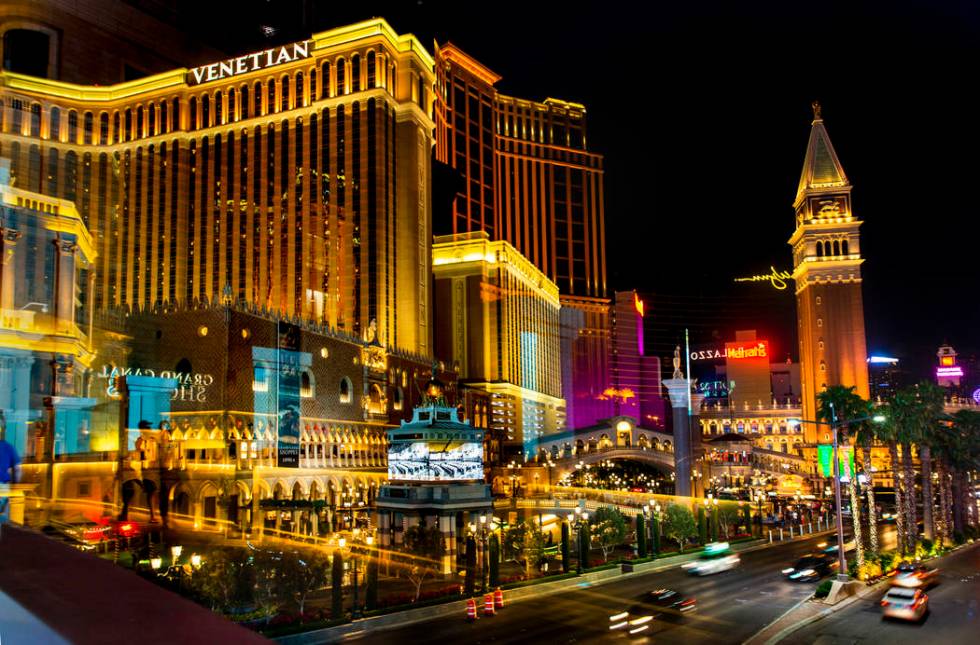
[782, 568, 794, 574]
[799, 569, 815, 576]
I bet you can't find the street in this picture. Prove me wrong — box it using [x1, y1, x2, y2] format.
[784, 541, 980, 645]
[352, 530, 875, 644]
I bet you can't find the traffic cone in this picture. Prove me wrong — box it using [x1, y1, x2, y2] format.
[483, 592, 496, 616]
[494, 587, 504, 610]
[466, 598, 478, 621]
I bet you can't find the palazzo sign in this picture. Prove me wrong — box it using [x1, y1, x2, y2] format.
[689, 341, 769, 362]
[187, 41, 313, 85]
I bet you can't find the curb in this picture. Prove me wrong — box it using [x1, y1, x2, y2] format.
[277, 530, 834, 644]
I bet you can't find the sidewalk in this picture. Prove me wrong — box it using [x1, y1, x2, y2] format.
[277, 528, 834, 644]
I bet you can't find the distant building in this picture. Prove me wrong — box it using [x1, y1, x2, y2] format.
[609, 291, 665, 429]
[432, 232, 565, 461]
[936, 344, 963, 389]
[867, 355, 905, 402]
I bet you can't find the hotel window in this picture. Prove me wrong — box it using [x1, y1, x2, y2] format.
[301, 370, 314, 398]
[320, 62, 331, 98]
[240, 85, 249, 119]
[137, 106, 144, 138]
[340, 377, 352, 404]
[160, 101, 168, 132]
[367, 51, 376, 88]
[202, 94, 210, 127]
[352, 54, 361, 92]
[841, 240, 849, 255]
[83, 111, 93, 142]
[295, 71, 305, 107]
[68, 109, 78, 142]
[337, 58, 346, 95]
[49, 106, 61, 141]
[266, 79, 276, 113]
[253, 81, 262, 116]
[310, 68, 317, 103]
[99, 111, 109, 143]
[816, 318, 823, 327]
[189, 97, 197, 130]
[229, 88, 237, 122]
[280, 75, 290, 111]
[815, 296, 822, 305]
[3, 28, 51, 77]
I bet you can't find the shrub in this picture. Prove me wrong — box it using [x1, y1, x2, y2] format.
[855, 560, 882, 581]
[877, 550, 898, 573]
[919, 537, 934, 554]
[953, 530, 966, 546]
[814, 580, 832, 599]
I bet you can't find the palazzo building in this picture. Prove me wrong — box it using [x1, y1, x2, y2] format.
[432, 43, 611, 431]
[0, 18, 435, 357]
[432, 231, 564, 460]
[789, 103, 870, 444]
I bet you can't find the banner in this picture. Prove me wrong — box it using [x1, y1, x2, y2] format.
[276, 321, 302, 467]
[817, 444, 856, 479]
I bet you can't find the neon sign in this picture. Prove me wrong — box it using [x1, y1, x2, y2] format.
[690, 341, 769, 361]
[936, 367, 963, 378]
[187, 41, 312, 85]
[734, 266, 793, 290]
[973, 388, 980, 405]
[634, 293, 645, 317]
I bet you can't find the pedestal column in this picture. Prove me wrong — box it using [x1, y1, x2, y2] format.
[664, 379, 701, 498]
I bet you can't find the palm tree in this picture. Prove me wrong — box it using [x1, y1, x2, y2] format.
[876, 409, 907, 554]
[912, 382, 946, 542]
[852, 399, 879, 554]
[946, 410, 980, 535]
[883, 387, 924, 554]
[817, 385, 867, 567]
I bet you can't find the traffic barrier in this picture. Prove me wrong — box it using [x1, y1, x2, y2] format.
[483, 593, 496, 616]
[466, 598, 478, 621]
[494, 587, 504, 609]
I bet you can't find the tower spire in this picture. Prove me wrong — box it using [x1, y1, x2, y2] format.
[796, 102, 848, 205]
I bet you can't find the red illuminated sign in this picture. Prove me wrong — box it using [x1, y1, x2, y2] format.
[940, 356, 955, 366]
[690, 341, 770, 361]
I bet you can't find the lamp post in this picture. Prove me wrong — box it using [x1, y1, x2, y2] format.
[789, 411, 885, 582]
[476, 514, 490, 593]
[571, 507, 589, 568]
[345, 531, 374, 619]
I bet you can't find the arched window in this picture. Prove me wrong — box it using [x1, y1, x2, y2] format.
[301, 370, 314, 398]
[320, 61, 331, 98]
[68, 109, 79, 142]
[49, 106, 61, 141]
[241, 84, 249, 119]
[201, 94, 210, 127]
[816, 241, 824, 257]
[2, 28, 52, 77]
[254, 81, 263, 116]
[336, 58, 346, 95]
[189, 97, 198, 129]
[171, 98, 180, 131]
[175, 358, 192, 374]
[393, 387, 403, 411]
[295, 71, 305, 107]
[99, 111, 109, 143]
[112, 111, 121, 142]
[267, 79, 276, 113]
[123, 108, 131, 141]
[351, 55, 361, 92]
[310, 68, 317, 102]
[367, 51, 376, 88]
[340, 377, 352, 403]
[159, 101, 168, 133]
[280, 76, 290, 111]
[832, 240, 840, 256]
[215, 91, 223, 125]
[28, 103, 40, 137]
[82, 111, 93, 143]
[841, 240, 849, 255]
[228, 87, 236, 122]
[149, 105, 157, 135]
[136, 106, 144, 138]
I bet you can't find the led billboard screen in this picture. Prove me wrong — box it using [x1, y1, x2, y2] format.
[387, 441, 483, 481]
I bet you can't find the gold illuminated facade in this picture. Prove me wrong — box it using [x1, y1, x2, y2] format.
[0, 18, 434, 356]
[789, 105, 870, 444]
[433, 232, 564, 455]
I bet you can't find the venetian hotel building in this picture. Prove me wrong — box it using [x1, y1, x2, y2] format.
[0, 18, 435, 357]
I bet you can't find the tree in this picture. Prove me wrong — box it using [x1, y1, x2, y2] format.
[740, 503, 753, 537]
[464, 536, 477, 596]
[331, 551, 344, 618]
[853, 409, 880, 554]
[560, 522, 570, 573]
[503, 520, 546, 576]
[697, 505, 707, 545]
[489, 533, 501, 584]
[190, 548, 254, 612]
[817, 385, 868, 567]
[651, 512, 661, 555]
[279, 550, 330, 618]
[635, 514, 646, 558]
[664, 503, 697, 553]
[591, 507, 627, 561]
[718, 504, 740, 540]
[877, 398, 909, 554]
[402, 523, 445, 602]
[365, 558, 378, 610]
[578, 523, 590, 571]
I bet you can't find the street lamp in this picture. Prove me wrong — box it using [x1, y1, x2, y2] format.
[789, 409, 885, 582]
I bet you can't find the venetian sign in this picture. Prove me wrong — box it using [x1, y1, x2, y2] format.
[690, 341, 769, 361]
[734, 266, 793, 290]
[187, 41, 312, 85]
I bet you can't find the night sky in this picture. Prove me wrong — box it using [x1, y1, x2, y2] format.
[186, 0, 979, 379]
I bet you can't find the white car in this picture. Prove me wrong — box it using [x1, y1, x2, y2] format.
[682, 542, 741, 576]
[881, 587, 928, 622]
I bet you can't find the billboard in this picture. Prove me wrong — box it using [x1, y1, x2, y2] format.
[387, 440, 483, 481]
[817, 445, 856, 479]
[276, 321, 302, 468]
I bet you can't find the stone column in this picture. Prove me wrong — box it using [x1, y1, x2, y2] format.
[689, 392, 706, 497]
[55, 240, 77, 333]
[664, 379, 697, 498]
[1, 229, 22, 311]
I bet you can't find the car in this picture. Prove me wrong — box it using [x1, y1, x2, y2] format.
[636, 589, 697, 620]
[881, 587, 929, 622]
[608, 608, 655, 637]
[682, 542, 741, 576]
[782, 553, 837, 581]
[891, 562, 939, 588]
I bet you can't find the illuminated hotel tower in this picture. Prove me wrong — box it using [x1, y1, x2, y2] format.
[789, 103, 870, 444]
[0, 19, 434, 355]
[434, 43, 610, 430]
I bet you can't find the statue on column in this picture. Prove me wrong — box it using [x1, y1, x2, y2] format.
[672, 346, 684, 379]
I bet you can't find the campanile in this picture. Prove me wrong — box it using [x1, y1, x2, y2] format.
[789, 103, 870, 444]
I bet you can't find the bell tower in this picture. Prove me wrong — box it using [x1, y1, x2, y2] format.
[789, 103, 870, 445]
